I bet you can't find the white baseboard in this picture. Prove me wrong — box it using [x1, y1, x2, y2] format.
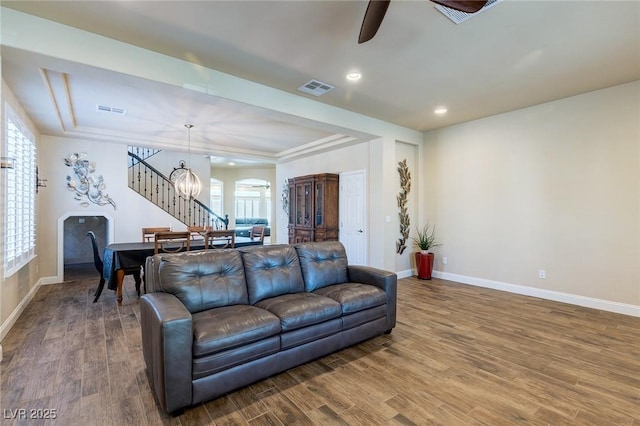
[397, 269, 414, 279]
[433, 270, 640, 317]
[0, 276, 58, 342]
[39, 275, 62, 286]
[399, 268, 639, 317]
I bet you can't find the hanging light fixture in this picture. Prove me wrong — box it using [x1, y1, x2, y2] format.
[174, 124, 201, 199]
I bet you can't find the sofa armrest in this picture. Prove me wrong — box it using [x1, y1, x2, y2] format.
[140, 293, 193, 414]
[347, 265, 397, 331]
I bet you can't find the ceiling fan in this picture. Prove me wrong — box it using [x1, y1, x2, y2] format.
[358, 0, 489, 43]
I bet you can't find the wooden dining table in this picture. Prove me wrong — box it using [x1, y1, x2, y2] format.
[101, 236, 262, 304]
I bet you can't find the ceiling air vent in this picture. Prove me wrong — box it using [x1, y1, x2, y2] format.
[297, 79, 334, 97]
[96, 104, 127, 115]
[435, 0, 503, 25]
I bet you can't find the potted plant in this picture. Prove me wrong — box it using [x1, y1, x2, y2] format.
[412, 222, 441, 280]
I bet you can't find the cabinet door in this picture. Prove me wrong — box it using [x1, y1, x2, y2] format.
[288, 181, 294, 227]
[315, 181, 324, 227]
[295, 183, 303, 226]
[295, 181, 312, 227]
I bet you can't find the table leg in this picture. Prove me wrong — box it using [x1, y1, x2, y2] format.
[116, 269, 125, 305]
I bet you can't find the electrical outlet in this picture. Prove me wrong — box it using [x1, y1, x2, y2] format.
[538, 269, 546, 279]
[442, 256, 448, 265]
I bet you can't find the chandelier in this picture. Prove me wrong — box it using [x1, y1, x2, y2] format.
[173, 124, 201, 199]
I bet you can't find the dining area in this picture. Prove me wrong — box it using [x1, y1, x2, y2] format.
[92, 225, 267, 305]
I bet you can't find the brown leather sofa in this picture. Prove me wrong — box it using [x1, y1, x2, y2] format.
[140, 241, 397, 415]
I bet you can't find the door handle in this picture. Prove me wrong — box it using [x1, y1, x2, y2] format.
[357, 229, 364, 233]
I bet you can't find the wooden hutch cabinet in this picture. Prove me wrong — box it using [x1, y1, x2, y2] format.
[288, 173, 339, 243]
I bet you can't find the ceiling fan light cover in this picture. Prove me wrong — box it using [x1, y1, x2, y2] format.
[174, 168, 201, 199]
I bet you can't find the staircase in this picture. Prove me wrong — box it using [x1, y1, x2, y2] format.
[127, 148, 229, 229]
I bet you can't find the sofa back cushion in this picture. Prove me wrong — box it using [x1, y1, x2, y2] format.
[294, 241, 348, 292]
[157, 250, 248, 314]
[235, 217, 269, 226]
[241, 245, 304, 305]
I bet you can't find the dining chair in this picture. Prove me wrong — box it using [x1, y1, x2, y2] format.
[142, 226, 171, 242]
[87, 231, 142, 303]
[187, 225, 211, 241]
[205, 229, 235, 249]
[249, 225, 266, 244]
[153, 231, 191, 254]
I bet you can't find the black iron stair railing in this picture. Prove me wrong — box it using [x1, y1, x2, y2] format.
[127, 151, 229, 229]
[127, 146, 161, 165]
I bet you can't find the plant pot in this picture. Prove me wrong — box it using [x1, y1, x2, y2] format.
[415, 251, 434, 280]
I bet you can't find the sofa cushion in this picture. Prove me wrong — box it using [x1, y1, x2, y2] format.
[192, 337, 280, 379]
[255, 293, 342, 332]
[157, 250, 248, 314]
[280, 318, 342, 350]
[241, 245, 305, 305]
[341, 305, 388, 331]
[192, 305, 281, 357]
[294, 241, 348, 292]
[313, 283, 387, 314]
[235, 217, 268, 226]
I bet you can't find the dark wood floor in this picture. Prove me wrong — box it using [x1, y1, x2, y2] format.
[1, 264, 638, 425]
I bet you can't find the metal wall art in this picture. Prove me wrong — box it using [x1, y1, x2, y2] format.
[396, 159, 411, 254]
[281, 179, 289, 215]
[64, 152, 116, 209]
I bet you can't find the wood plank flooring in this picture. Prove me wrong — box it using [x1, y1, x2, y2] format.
[1, 264, 638, 425]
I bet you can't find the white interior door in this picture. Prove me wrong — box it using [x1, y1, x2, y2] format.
[339, 170, 367, 265]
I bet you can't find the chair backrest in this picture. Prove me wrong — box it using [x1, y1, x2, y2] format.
[249, 225, 266, 243]
[205, 229, 235, 249]
[142, 227, 171, 242]
[154, 231, 191, 254]
[187, 225, 212, 241]
[87, 231, 103, 274]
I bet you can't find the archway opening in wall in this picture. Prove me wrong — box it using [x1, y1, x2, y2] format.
[234, 179, 271, 241]
[57, 212, 114, 283]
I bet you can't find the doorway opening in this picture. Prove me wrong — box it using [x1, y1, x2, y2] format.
[234, 179, 272, 242]
[57, 213, 113, 283]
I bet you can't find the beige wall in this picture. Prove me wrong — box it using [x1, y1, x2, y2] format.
[424, 81, 640, 309]
[1, 79, 42, 330]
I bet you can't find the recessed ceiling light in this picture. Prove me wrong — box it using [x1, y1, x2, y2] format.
[346, 72, 362, 81]
[434, 107, 448, 115]
[228, 162, 235, 166]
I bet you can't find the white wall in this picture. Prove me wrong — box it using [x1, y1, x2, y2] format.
[37, 136, 211, 280]
[277, 139, 406, 270]
[424, 81, 640, 312]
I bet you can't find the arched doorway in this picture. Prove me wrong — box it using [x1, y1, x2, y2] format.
[57, 212, 114, 283]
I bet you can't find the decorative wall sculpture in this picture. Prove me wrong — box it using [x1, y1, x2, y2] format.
[64, 152, 116, 209]
[281, 178, 289, 215]
[396, 159, 411, 254]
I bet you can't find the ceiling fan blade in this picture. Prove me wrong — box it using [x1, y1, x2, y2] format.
[358, 0, 391, 44]
[430, 0, 488, 14]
